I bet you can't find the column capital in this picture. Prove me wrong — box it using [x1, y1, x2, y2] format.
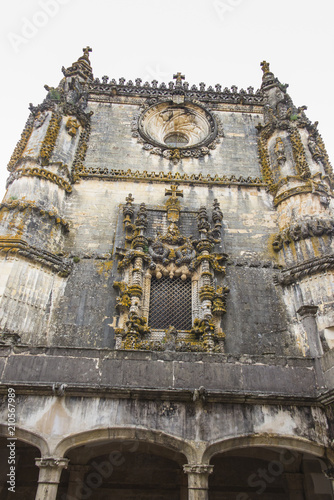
[35, 457, 69, 500]
[183, 464, 214, 475]
[35, 457, 69, 469]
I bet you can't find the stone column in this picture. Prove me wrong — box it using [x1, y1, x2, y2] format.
[297, 305, 321, 357]
[183, 464, 214, 500]
[66, 464, 90, 499]
[35, 457, 69, 500]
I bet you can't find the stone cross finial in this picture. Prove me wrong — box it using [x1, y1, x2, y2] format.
[260, 60, 270, 74]
[82, 46, 92, 57]
[173, 72, 185, 87]
[165, 184, 183, 200]
[125, 193, 134, 204]
[165, 185, 183, 222]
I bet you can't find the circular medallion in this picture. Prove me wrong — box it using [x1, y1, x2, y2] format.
[137, 101, 220, 154]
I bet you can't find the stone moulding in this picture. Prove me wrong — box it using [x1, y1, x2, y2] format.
[0, 236, 72, 277]
[0, 200, 70, 232]
[272, 218, 334, 251]
[273, 182, 331, 207]
[6, 166, 72, 193]
[77, 167, 265, 187]
[274, 254, 334, 286]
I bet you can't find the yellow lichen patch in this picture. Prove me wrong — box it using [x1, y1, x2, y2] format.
[7, 118, 34, 171]
[40, 111, 61, 164]
[310, 237, 321, 258]
[95, 260, 113, 278]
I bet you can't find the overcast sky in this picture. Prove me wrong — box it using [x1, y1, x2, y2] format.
[1, 0, 333, 200]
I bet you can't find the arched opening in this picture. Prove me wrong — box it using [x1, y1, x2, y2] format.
[57, 439, 188, 500]
[0, 437, 40, 499]
[208, 446, 333, 499]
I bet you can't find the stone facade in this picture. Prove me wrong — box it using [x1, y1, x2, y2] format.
[0, 48, 333, 499]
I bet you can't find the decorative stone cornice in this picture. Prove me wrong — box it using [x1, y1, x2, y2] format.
[87, 78, 263, 105]
[0, 236, 72, 277]
[78, 167, 265, 187]
[183, 464, 214, 475]
[229, 258, 279, 269]
[274, 254, 334, 286]
[6, 166, 72, 193]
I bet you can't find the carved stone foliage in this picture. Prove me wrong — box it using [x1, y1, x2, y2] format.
[65, 117, 80, 137]
[113, 187, 229, 353]
[131, 98, 224, 163]
[273, 218, 334, 251]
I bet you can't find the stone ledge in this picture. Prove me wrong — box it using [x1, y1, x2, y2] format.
[0, 346, 321, 400]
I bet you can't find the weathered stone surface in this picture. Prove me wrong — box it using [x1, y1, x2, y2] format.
[0, 52, 333, 499]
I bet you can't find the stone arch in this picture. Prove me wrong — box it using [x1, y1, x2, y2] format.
[0, 423, 49, 455]
[54, 426, 197, 462]
[202, 433, 333, 465]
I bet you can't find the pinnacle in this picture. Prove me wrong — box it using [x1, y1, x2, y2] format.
[61, 46, 94, 83]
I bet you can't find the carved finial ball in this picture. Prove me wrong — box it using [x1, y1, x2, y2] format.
[156, 272, 162, 279]
[181, 274, 187, 281]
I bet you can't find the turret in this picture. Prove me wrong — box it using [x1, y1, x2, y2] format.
[1, 48, 94, 253]
[0, 48, 94, 344]
[257, 62, 334, 354]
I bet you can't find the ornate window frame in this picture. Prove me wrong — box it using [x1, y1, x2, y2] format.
[113, 186, 229, 352]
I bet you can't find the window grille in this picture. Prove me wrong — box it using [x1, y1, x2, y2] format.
[148, 276, 192, 330]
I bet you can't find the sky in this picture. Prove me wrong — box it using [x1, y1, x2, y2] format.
[1, 0, 333, 200]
